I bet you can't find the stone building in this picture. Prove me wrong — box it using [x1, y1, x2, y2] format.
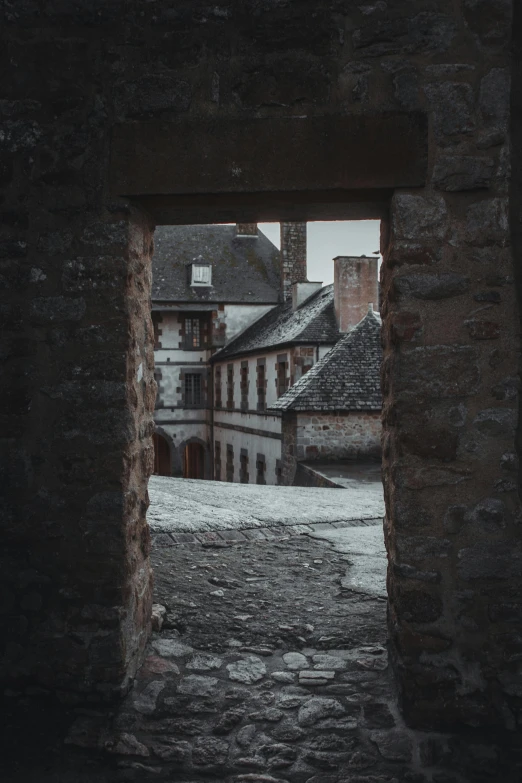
[210, 281, 340, 484]
[151, 222, 282, 478]
[2, 0, 521, 733]
[271, 306, 383, 486]
[210, 255, 380, 485]
[151, 219, 380, 485]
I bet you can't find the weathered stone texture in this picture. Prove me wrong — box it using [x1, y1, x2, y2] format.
[0, 0, 520, 734]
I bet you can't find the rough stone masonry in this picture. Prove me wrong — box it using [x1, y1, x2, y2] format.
[0, 0, 521, 734]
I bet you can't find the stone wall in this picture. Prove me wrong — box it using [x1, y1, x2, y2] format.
[293, 462, 345, 489]
[1, 0, 520, 729]
[280, 410, 381, 486]
[295, 412, 382, 462]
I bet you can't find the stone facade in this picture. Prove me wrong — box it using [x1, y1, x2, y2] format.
[296, 412, 381, 462]
[1, 0, 520, 732]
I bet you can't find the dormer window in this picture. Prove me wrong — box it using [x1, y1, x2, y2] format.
[191, 263, 212, 287]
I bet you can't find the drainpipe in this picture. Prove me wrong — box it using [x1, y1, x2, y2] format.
[210, 363, 215, 480]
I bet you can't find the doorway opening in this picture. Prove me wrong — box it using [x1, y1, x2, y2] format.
[183, 440, 205, 479]
[152, 431, 171, 476]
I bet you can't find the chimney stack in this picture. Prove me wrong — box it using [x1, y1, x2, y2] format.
[236, 223, 258, 236]
[292, 281, 322, 311]
[333, 256, 379, 332]
[280, 222, 307, 301]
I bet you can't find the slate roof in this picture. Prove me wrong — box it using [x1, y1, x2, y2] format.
[269, 309, 382, 412]
[212, 284, 340, 361]
[152, 225, 281, 304]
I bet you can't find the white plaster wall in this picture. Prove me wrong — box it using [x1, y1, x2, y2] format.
[214, 349, 291, 411]
[157, 363, 182, 407]
[213, 425, 282, 484]
[214, 409, 281, 435]
[155, 408, 209, 424]
[224, 304, 273, 343]
[157, 312, 181, 349]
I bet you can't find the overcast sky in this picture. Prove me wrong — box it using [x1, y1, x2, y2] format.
[259, 221, 381, 285]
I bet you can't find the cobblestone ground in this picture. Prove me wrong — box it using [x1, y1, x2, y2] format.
[4, 524, 522, 782]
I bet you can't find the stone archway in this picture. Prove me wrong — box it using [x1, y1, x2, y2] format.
[2, 5, 519, 733]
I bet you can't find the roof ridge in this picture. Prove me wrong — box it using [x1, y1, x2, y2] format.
[212, 285, 339, 361]
[269, 309, 382, 413]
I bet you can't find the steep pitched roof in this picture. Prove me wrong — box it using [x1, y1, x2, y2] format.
[152, 225, 281, 304]
[212, 284, 340, 361]
[269, 309, 382, 412]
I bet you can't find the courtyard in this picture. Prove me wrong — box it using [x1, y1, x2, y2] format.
[5, 476, 522, 782]
[147, 463, 385, 535]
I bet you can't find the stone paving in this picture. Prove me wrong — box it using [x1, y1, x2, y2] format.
[53, 526, 522, 783]
[147, 473, 385, 534]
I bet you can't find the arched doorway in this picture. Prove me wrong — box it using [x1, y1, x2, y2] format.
[153, 432, 171, 476]
[184, 441, 205, 479]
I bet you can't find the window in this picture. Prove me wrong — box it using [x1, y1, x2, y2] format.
[240, 449, 249, 483]
[184, 317, 202, 349]
[257, 359, 266, 412]
[214, 441, 221, 481]
[227, 363, 234, 409]
[240, 361, 249, 411]
[226, 444, 234, 482]
[256, 454, 266, 485]
[277, 355, 288, 398]
[215, 366, 222, 409]
[191, 263, 212, 286]
[184, 373, 202, 406]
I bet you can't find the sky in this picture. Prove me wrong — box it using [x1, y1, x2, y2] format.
[258, 221, 381, 285]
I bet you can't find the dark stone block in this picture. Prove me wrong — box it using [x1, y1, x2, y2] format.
[394, 69, 420, 110]
[394, 273, 469, 300]
[465, 319, 501, 339]
[433, 155, 495, 191]
[115, 74, 192, 119]
[363, 702, 396, 728]
[395, 589, 443, 623]
[458, 542, 522, 581]
[30, 296, 86, 323]
[400, 425, 458, 461]
[423, 82, 475, 138]
[353, 13, 456, 57]
[473, 407, 516, 437]
[465, 198, 509, 245]
[463, 0, 512, 45]
[396, 346, 480, 399]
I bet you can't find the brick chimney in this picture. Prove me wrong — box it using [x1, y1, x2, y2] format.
[333, 256, 379, 332]
[280, 222, 307, 301]
[236, 223, 258, 236]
